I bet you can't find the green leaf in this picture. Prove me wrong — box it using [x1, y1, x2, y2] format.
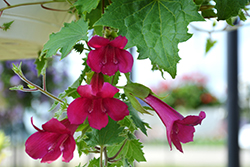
[215, 0, 250, 20]
[65, 87, 80, 99]
[107, 139, 146, 165]
[9, 85, 24, 91]
[124, 83, 151, 99]
[76, 136, 91, 156]
[34, 55, 47, 76]
[74, 43, 85, 54]
[1, 21, 14, 31]
[205, 38, 217, 54]
[239, 10, 247, 21]
[84, 1, 103, 36]
[125, 93, 152, 115]
[41, 18, 89, 59]
[202, 9, 217, 19]
[74, 0, 100, 13]
[126, 102, 150, 136]
[118, 115, 137, 134]
[54, 100, 68, 119]
[95, 0, 204, 78]
[84, 118, 125, 146]
[85, 157, 100, 167]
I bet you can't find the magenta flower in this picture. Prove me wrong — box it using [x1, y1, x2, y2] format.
[67, 73, 129, 130]
[87, 35, 133, 76]
[25, 118, 78, 163]
[144, 94, 206, 152]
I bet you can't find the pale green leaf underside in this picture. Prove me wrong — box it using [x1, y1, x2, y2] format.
[95, 0, 204, 78]
[215, 0, 250, 20]
[41, 18, 89, 59]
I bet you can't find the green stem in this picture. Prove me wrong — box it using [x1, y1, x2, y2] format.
[104, 147, 108, 166]
[0, 1, 63, 12]
[101, 0, 105, 14]
[16, 72, 65, 104]
[100, 145, 104, 167]
[43, 73, 46, 91]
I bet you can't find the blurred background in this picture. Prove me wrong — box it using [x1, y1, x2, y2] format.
[1, 19, 250, 167]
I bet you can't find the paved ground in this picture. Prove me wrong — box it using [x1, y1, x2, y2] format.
[1, 145, 250, 167]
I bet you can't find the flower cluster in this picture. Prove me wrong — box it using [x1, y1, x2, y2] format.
[24, 35, 206, 164]
[25, 35, 132, 163]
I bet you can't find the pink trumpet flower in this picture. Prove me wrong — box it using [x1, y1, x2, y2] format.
[144, 94, 206, 152]
[67, 73, 129, 130]
[25, 118, 78, 163]
[87, 35, 133, 76]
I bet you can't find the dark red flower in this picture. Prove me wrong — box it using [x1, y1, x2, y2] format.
[87, 35, 133, 76]
[144, 94, 206, 152]
[25, 118, 78, 163]
[67, 73, 129, 130]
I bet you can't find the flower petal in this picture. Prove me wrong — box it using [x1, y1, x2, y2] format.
[101, 46, 118, 76]
[99, 82, 119, 98]
[177, 111, 206, 126]
[88, 99, 109, 130]
[90, 73, 104, 95]
[25, 132, 59, 159]
[109, 36, 128, 49]
[176, 123, 195, 143]
[101, 61, 119, 76]
[67, 98, 90, 124]
[62, 136, 76, 162]
[104, 98, 129, 121]
[116, 49, 133, 73]
[171, 130, 183, 153]
[41, 147, 62, 163]
[42, 118, 69, 134]
[77, 85, 93, 98]
[87, 48, 104, 74]
[31, 117, 43, 132]
[88, 35, 110, 48]
[60, 119, 79, 135]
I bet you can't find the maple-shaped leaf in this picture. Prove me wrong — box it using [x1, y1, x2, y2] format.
[215, 0, 250, 20]
[84, 118, 125, 147]
[95, 0, 204, 78]
[41, 18, 88, 59]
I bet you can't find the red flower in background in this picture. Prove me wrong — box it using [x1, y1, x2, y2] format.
[143, 94, 206, 152]
[87, 35, 133, 76]
[25, 118, 78, 163]
[67, 73, 129, 130]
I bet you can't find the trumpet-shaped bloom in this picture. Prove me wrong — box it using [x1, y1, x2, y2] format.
[87, 35, 133, 76]
[25, 118, 78, 163]
[144, 94, 206, 152]
[67, 73, 129, 130]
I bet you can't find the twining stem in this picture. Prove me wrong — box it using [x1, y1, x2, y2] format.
[41, 4, 69, 12]
[0, 1, 63, 12]
[15, 72, 65, 104]
[3, 0, 10, 6]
